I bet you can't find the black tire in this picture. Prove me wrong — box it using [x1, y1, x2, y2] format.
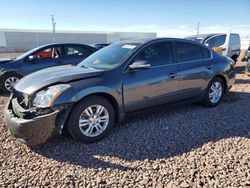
[232, 56, 238, 63]
[66, 96, 115, 143]
[0, 73, 22, 93]
[204, 77, 225, 107]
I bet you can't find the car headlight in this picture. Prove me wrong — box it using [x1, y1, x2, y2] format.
[33, 84, 71, 108]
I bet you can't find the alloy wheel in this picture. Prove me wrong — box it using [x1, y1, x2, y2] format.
[4, 77, 19, 91]
[209, 81, 223, 104]
[78, 105, 109, 137]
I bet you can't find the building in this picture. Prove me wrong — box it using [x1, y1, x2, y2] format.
[0, 29, 157, 53]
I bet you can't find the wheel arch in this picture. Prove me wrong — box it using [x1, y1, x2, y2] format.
[78, 92, 120, 117]
[212, 74, 228, 93]
[61, 91, 121, 135]
[0, 70, 24, 78]
[231, 54, 238, 62]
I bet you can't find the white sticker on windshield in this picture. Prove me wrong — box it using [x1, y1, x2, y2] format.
[122, 44, 137, 49]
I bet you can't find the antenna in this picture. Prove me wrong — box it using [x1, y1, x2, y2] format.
[196, 23, 200, 36]
[51, 15, 56, 43]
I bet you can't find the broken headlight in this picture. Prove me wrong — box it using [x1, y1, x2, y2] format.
[33, 84, 71, 108]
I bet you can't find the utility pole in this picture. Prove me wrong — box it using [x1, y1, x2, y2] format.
[196, 22, 200, 36]
[51, 15, 56, 43]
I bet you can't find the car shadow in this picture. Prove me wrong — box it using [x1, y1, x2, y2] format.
[235, 79, 250, 85]
[31, 90, 250, 171]
[235, 62, 246, 74]
[0, 91, 9, 97]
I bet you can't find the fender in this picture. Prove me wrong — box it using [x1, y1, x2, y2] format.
[54, 85, 125, 123]
[0, 68, 25, 78]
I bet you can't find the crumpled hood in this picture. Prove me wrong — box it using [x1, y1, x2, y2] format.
[0, 58, 14, 64]
[15, 65, 103, 94]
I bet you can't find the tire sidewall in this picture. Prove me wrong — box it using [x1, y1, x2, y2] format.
[67, 96, 115, 143]
[205, 77, 225, 107]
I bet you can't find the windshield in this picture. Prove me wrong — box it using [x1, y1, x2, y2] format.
[78, 42, 141, 70]
[15, 46, 43, 60]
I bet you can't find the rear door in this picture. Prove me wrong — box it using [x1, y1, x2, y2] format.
[123, 41, 181, 112]
[228, 34, 241, 57]
[62, 45, 94, 65]
[173, 41, 213, 99]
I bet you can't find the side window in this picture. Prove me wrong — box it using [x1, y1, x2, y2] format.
[64, 46, 92, 57]
[31, 47, 62, 61]
[34, 48, 53, 60]
[133, 42, 174, 67]
[205, 35, 226, 48]
[175, 41, 203, 62]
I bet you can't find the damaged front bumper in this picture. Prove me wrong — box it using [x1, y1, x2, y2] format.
[4, 97, 72, 146]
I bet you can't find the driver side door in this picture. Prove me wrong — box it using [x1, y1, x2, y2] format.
[21, 46, 63, 75]
[123, 41, 180, 112]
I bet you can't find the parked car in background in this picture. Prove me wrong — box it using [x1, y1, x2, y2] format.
[4, 38, 235, 146]
[186, 33, 241, 62]
[0, 43, 97, 93]
[243, 46, 250, 76]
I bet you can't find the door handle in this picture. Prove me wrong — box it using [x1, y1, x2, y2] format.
[207, 65, 213, 70]
[169, 73, 176, 79]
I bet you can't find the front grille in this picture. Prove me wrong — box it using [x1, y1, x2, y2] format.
[12, 89, 30, 109]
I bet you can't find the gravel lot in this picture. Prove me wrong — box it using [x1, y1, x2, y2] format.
[0, 61, 249, 187]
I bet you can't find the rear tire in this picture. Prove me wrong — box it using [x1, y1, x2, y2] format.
[204, 77, 225, 107]
[0, 73, 22, 93]
[66, 96, 115, 143]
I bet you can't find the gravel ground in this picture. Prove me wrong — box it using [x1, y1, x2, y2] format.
[0, 62, 249, 188]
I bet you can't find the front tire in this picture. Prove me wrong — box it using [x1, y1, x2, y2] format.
[66, 96, 115, 143]
[204, 77, 225, 107]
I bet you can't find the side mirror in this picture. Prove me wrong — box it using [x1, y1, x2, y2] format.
[129, 61, 151, 70]
[28, 55, 37, 62]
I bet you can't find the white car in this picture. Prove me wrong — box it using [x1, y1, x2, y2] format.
[186, 33, 241, 62]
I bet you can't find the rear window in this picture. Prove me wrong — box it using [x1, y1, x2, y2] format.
[175, 41, 203, 62]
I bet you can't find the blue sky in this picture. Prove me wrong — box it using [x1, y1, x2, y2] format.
[0, 0, 249, 36]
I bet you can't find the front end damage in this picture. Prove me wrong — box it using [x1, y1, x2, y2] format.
[4, 93, 72, 146]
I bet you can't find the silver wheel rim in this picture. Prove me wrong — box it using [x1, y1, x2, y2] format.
[4, 77, 19, 91]
[209, 81, 223, 104]
[79, 105, 109, 137]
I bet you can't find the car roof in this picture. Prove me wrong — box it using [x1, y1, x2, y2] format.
[186, 33, 239, 41]
[37, 43, 96, 49]
[118, 37, 203, 45]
